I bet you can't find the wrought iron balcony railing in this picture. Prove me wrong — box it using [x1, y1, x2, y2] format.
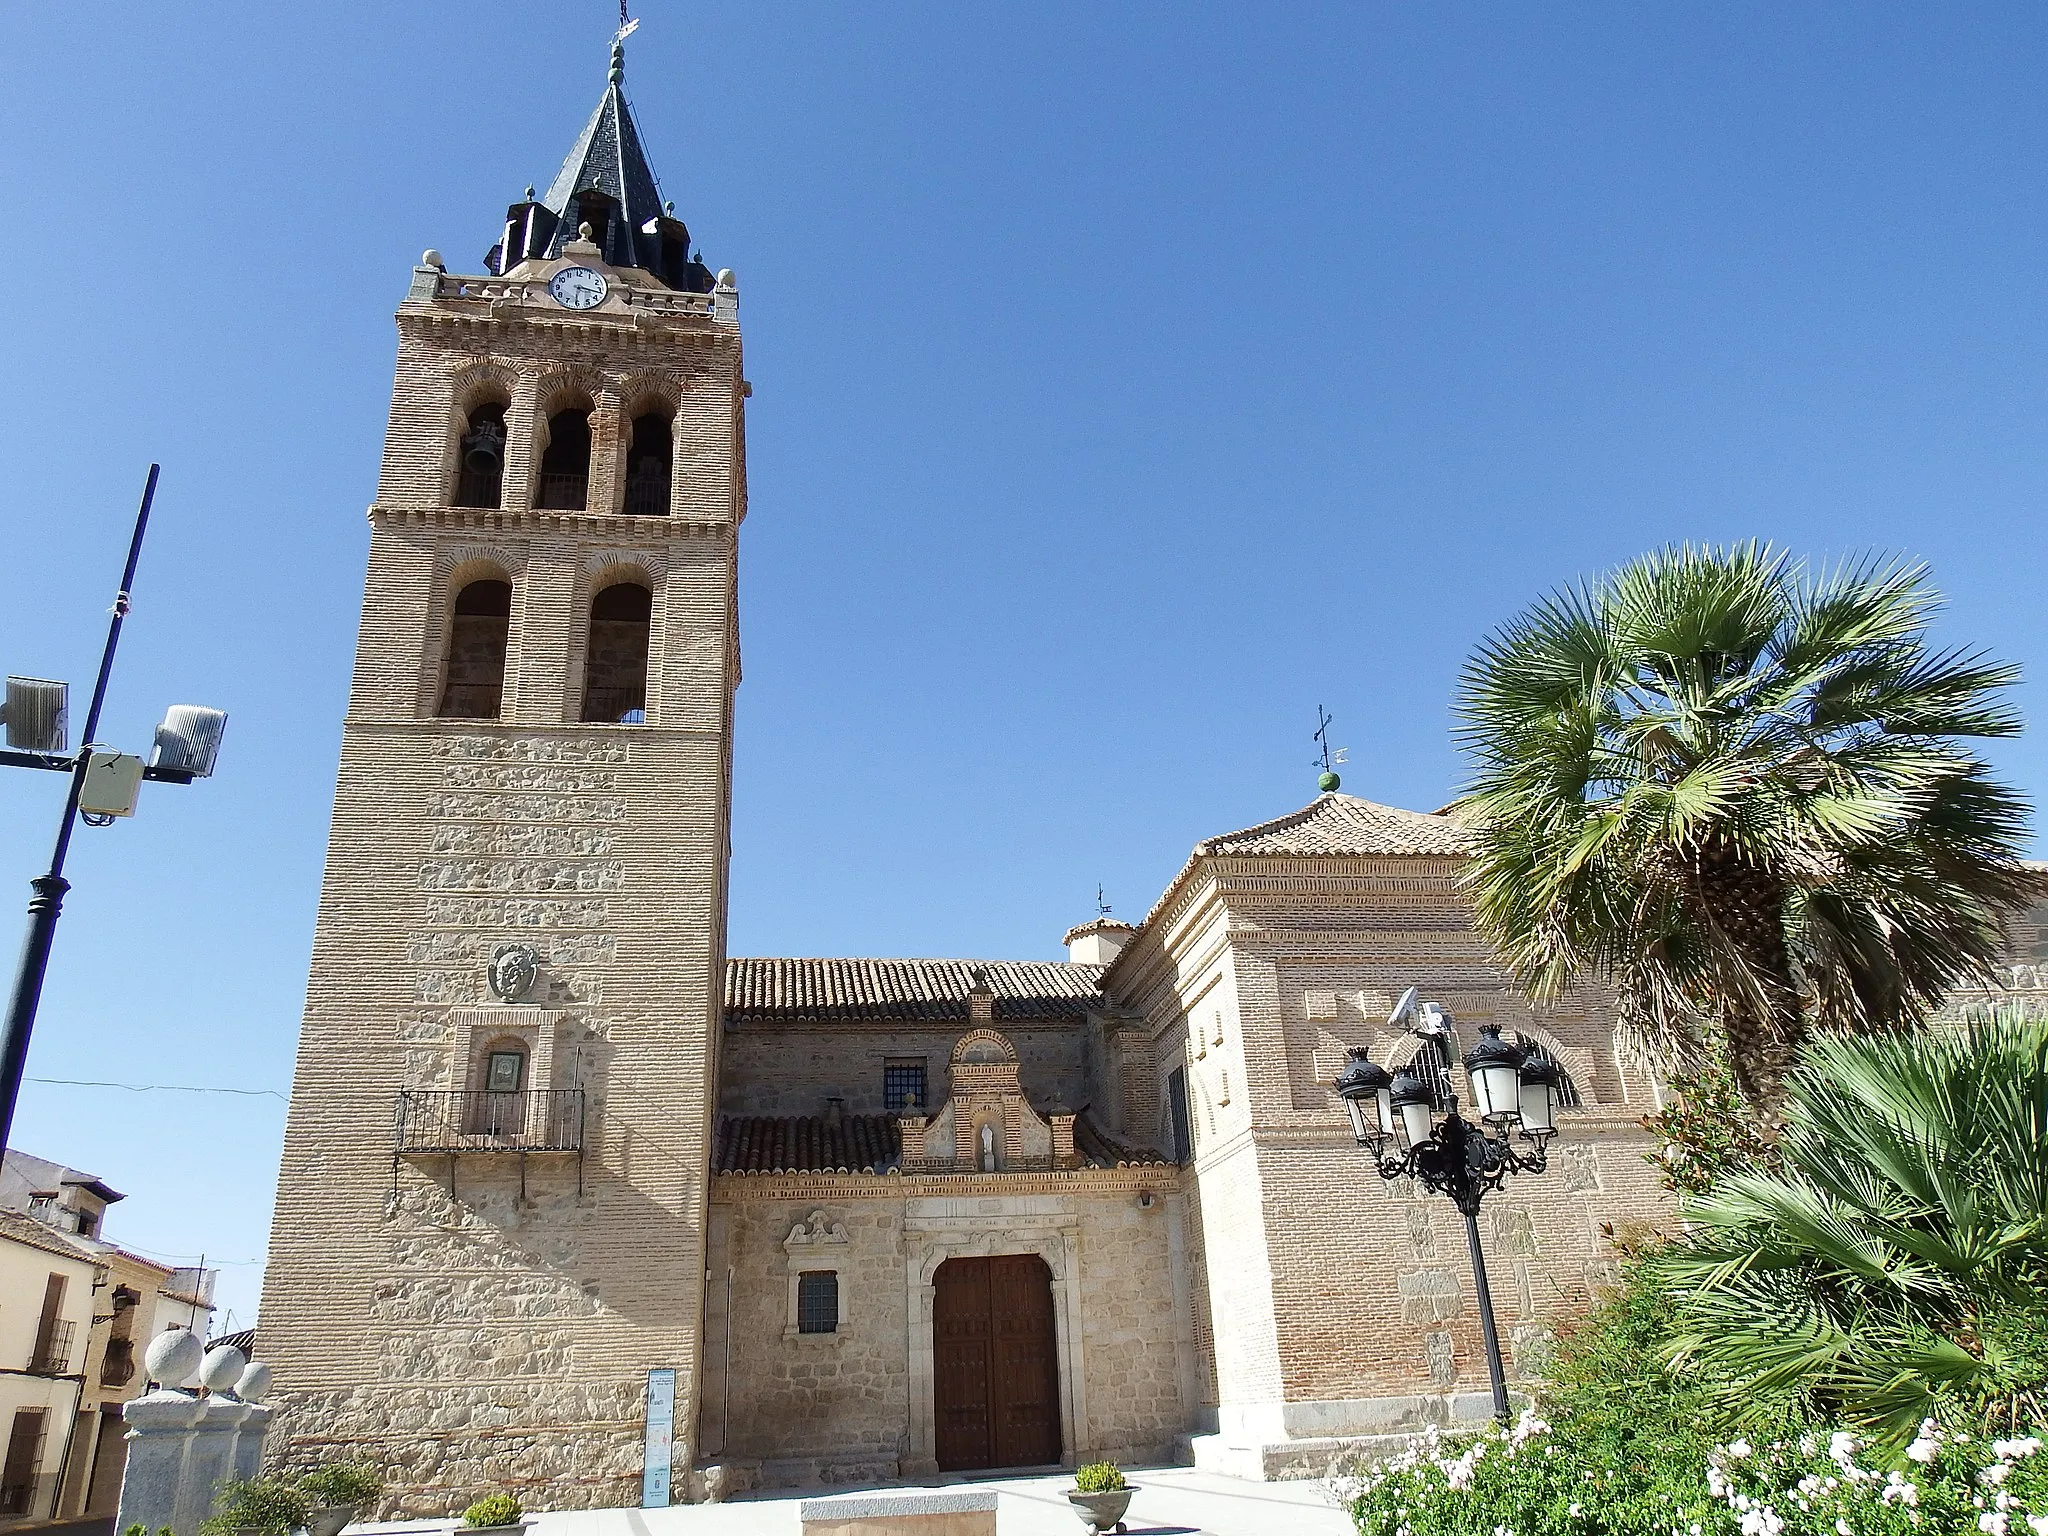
[395, 1089, 585, 1154]
[27, 1320, 74, 1376]
[99, 1336, 134, 1388]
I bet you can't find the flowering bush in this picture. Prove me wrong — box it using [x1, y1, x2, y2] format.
[1346, 1414, 2048, 1535]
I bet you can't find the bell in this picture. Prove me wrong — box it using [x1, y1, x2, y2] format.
[463, 421, 506, 471]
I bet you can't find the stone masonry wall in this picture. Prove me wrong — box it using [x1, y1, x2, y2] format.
[701, 1173, 1188, 1486]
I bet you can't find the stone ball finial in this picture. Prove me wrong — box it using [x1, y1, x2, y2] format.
[714, 268, 737, 293]
[199, 1345, 249, 1394]
[579, 222, 594, 241]
[526, 186, 537, 200]
[421, 250, 444, 270]
[145, 1327, 204, 1390]
[235, 1361, 272, 1404]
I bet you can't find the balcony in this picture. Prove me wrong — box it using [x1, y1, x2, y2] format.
[27, 1320, 74, 1377]
[396, 1090, 584, 1154]
[99, 1337, 134, 1388]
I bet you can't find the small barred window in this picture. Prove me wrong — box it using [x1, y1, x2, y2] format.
[796, 1271, 838, 1335]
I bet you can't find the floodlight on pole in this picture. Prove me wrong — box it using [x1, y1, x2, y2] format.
[0, 465, 228, 1154]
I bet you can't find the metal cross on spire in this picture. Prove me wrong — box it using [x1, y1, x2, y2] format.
[614, 0, 638, 43]
[1313, 705, 1348, 793]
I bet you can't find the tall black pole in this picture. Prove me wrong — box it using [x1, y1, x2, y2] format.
[1460, 1202, 1511, 1424]
[0, 465, 160, 1156]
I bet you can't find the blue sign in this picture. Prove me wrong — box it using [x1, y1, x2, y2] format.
[642, 1367, 676, 1508]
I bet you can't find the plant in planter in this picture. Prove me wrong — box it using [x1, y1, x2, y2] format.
[300, 1462, 383, 1536]
[199, 1477, 314, 1536]
[461, 1493, 524, 1533]
[1067, 1462, 1135, 1535]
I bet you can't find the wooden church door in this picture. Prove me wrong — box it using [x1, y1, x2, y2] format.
[932, 1254, 1062, 1470]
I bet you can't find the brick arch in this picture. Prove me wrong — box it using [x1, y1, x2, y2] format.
[467, 1033, 532, 1093]
[616, 374, 682, 417]
[950, 1028, 1017, 1066]
[422, 550, 523, 717]
[535, 368, 605, 416]
[449, 363, 518, 414]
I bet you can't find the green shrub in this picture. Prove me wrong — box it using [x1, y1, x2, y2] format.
[461, 1493, 522, 1529]
[1073, 1462, 1125, 1494]
[198, 1477, 314, 1536]
[1347, 1412, 2048, 1535]
[300, 1463, 383, 1507]
[1658, 1011, 2048, 1450]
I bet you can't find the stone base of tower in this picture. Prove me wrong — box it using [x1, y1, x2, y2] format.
[1179, 1391, 1531, 1481]
[264, 1386, 651, 1515]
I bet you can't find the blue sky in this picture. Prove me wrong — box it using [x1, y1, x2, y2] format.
[2, 2, 2045, 1328]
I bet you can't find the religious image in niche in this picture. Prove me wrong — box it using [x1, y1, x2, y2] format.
[488, 943, 540, 1003]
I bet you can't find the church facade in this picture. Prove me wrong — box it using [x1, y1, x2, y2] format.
[259, 43, 1686, 1511]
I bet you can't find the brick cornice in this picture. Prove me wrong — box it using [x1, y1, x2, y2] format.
[367, 503, 736, 542]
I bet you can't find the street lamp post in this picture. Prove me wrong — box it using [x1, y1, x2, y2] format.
[0, 465, 227, 1152]
[1335, 987, 1563, 1424]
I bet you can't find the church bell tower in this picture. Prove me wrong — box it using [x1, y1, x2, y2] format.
[261, 38, 744, 1509]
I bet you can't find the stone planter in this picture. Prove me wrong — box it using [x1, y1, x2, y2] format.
[307, 1504, 362, 1536]
[460, 1524, 529, 1536]
[1066, 1486, 1135, 1534]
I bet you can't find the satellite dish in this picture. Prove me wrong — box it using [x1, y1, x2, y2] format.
[1387, 986, 1419, 1031]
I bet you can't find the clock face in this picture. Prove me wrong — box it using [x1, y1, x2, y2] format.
[548, 266, 609, 310]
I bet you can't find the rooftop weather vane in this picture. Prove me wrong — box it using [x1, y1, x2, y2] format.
[1314, 705, 1348, 793]
[1096, 885, 1112, 919]
[614, 0, 639, 44]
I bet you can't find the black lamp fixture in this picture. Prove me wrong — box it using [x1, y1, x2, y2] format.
[1333, 986, 1563, 1424]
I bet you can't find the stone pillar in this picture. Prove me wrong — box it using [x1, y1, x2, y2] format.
[116, 1333, 274, 1536]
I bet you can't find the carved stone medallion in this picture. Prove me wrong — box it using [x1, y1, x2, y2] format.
[487, 943, 540, 1003]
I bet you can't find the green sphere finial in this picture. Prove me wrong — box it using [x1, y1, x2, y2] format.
[1318, 770, 1341, 793]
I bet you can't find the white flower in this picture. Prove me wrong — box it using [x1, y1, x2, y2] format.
[1983, 1464, 2014, 1486]
[1908, 1435, 1943, 1464]
[1994, 1438, 2044, 1461]
[2025, 1516, 2048, 1536]
[1829, 1431, 1858, 1462]
[1980, 1514, 2010, 1536]
[1727, 1439, 1755, 1459]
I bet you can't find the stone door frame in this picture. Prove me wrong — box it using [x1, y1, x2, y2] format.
[902, 1198, 1085, 1476]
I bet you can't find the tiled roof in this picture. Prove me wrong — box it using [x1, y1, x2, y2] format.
[726, 958, 1108, 1025]
[1195, 793, 1472, 859]
[715, 1114, 901, 1174]
[215, 1328, 256, 1356]
[0, 1208, 101, 1266]
[1072, 1115, 1174, 1168]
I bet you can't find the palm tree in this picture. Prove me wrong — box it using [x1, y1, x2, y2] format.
[1454, 543, 2034, 1119]
[1654, 1013, 2048, 1448]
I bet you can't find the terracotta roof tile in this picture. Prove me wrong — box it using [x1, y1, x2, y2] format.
[1072, 1114, 1173, 1168]
[1195, 793, 1471, 858]
[714, 1114, 901, 1174]
[725, 958, 1107, 1025]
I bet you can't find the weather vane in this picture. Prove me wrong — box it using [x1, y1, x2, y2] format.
[614, 1, 639, 44]
[1313, 705, 1348, 793]
[1096, 885, 1112, 919]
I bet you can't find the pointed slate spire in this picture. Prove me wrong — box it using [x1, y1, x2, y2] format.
[490, 37, 711, 291]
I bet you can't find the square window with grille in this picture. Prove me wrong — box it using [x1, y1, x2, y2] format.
[884, 1059, 927, 1114]
[796, 1270, 838, 1334]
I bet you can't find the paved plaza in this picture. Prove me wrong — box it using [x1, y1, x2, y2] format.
[357, 1469, 1356, 1536]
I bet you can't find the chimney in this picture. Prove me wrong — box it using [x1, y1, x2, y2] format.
[1063, 918, 1138, 967]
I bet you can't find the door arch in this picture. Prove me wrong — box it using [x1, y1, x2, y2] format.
[931, 1254, 1062, 1471]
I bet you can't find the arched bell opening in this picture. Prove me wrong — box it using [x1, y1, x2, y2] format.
[581, 581, 652, 723]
